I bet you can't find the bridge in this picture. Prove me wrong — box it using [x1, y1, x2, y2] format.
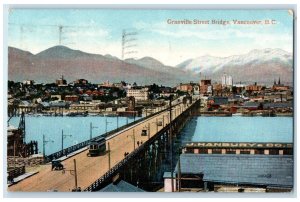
[8, 97, 200, 192]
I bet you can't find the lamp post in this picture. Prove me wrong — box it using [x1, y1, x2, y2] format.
[62, 129, 72, 155]
[90, 122, 98, 140]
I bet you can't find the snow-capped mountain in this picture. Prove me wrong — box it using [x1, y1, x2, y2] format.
[177, 49, 293, 84]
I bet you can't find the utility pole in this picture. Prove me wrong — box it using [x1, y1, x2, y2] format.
[74, 159, 78, 190]
[117, 116, 119, 129]
[62, 129, 72, 155]
[105, 117, 111, 134]
[108, 142, 111, 169]
[90, 122, 98, 140]
[43, 134, 53, 162]
[62, 159, 80, 191]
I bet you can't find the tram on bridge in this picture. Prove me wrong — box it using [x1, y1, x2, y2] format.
[87, 137, 106, 157]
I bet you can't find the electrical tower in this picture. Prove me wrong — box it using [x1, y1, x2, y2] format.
[122, 29, 138, 60]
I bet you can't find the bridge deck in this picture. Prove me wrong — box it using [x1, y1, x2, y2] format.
[8, 102, 189, 192]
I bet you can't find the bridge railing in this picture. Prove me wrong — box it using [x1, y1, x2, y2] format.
[84, 99, 199, 191]
[44, 104, 176, 163]
[84, 125, 170, 192]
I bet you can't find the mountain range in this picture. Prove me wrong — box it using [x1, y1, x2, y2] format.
[177, 48, 293, 84]
[8, 46, 293, 86]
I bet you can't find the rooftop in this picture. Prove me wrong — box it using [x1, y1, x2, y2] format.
[98, 180, 145, 192]
[175, 154, 293, 188]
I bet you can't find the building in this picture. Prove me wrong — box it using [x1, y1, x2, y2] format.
[221, 73, 233, 87]
[56, 75, 67, 86]
[245, 83, 264, 92]
[65, 95, 79, 102]
[200, 79, 212, 96]
[74, 79, 88, 85]
[126, 88, 149, 101]
[176, 83, 193, 93]
[183, 142, 293, 155]
[127, 96, 136, 111]
[22, 80, 35, 85]
[169, 153, 293, 192]
[164, 142, 293, 192]
[212, 83, 222, 96]
[272, 78, 290, 91]
[69, 103, 100, 111]
[193, 85, 200, 95]
[99, 180, 145, 192]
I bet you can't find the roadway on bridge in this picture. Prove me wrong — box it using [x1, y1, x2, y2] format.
[9, 102, 190, 192]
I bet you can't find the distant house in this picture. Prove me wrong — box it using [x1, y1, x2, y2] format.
[56, 75, 67, 86]
[245, 83, 264, 92]
[65, 95, 79, 102]
[207, 97, 228, 109]
[176, 83, 193, 93]
[127, 87, 149, 101]
[23, 80, 35, 85]
[75, 79, 88, 85]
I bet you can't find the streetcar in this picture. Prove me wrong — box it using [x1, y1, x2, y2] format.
[87, 137, 106, 157]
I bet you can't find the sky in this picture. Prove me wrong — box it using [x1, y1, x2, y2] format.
[8, 9, 294, 66]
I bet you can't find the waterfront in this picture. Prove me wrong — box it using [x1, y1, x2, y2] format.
[9, 116, 140, 155]
[9, 115, 293, 156]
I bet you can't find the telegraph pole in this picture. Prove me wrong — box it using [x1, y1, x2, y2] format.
[105, 117, 111, 134]
[90, 122, 98, 140]
[74, 159, 78, 189]
[62, 129, 72, 155]
[43, 134, 53, 162]
[108, 142, 111, 169]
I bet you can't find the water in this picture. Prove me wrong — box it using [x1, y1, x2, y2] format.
[9, 115, 293, 155]
[9, 116, 140, 155]
[179, 116, 293, 143]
